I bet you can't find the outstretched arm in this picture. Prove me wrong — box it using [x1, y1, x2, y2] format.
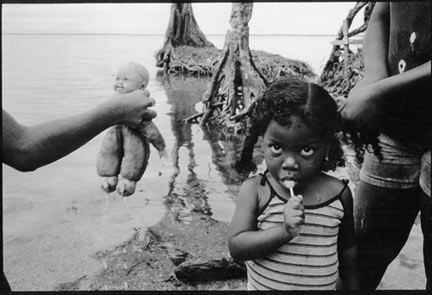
[2, 90, 156, 172]
[342, 60, 431, 131]
[340, 2, 389, 131]
[355, 2, 391, 85]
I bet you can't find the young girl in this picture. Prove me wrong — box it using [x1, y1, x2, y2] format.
[228, 79, 359, 290]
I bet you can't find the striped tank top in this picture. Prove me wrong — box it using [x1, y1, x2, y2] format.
[246, 174, 349, 290]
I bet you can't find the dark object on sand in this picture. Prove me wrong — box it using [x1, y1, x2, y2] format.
[174, 257, 246, 283]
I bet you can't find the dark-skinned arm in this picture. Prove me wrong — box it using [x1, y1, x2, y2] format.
[336, 186, 359, 290]
[341, 2, 431, 131]
[2, 90, 156, 172]
[228, 177, 304, 261]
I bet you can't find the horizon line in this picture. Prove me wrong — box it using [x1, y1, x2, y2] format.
[2, 32, 338, 37]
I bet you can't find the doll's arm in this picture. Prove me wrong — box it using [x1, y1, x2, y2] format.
[137, 121, 166, 154]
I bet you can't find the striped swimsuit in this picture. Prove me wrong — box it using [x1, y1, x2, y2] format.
[246, 173, 349, 290]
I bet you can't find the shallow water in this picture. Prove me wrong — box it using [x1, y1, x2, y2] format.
[2, 33, 426, 290]
[2, 34, 244, 290]
[2, 72, 245, 290]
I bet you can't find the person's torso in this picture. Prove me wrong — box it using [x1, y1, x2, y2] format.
[383, 2, 431, 147]
[246, 177, 345, 290]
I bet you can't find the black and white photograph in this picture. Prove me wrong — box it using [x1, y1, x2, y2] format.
[2, 1, 430, 291]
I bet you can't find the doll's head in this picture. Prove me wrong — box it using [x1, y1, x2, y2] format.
[113, 62, 149, 94]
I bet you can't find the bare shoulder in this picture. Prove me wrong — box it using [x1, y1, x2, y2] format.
[322, 173, 347, 188]
[238, 175, 269, 209]
[241, 174, 262, 187]
[237, 175, 261, 201]
[318, 173, 352, 203]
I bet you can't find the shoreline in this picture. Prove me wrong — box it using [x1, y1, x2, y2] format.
[55, 209, 426, 291]
[56, 211, 247, 291]
[53, 163, 427, 291]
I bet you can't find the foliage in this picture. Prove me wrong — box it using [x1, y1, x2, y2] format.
[156, 46, 221, 76]
[320, 48, 364, 98]
[251, 50, 317, 83]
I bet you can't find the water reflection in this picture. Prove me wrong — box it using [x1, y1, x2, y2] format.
[158, 74, 213, 219]
[157, 74, 252, 221]
[201, 127, 248, 193]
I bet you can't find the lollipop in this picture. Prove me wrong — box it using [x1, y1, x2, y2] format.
[283, 180, 296, 196]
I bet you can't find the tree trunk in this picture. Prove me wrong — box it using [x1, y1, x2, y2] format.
[320, 2, 374, 80]
[198, 3, 267, 130]
[236, 2, 376, 174]
[156, 3, 215, 70]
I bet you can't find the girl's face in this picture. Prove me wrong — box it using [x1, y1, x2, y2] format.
[113, 65, 145, 94]
[263, 117, 328, 191]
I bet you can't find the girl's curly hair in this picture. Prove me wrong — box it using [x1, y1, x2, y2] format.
[249, 78, 345, 171]
[340, 124, 382, 164]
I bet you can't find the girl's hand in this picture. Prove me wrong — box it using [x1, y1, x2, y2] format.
[282, 195, 305, 238]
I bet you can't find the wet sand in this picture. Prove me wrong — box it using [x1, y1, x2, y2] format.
[52, 210, 426, 291]
[54, 165, 428, 290]
[4, 178, 426, 290]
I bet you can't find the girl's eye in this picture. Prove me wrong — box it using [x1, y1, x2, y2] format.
[300, 147, 314, 157]
[269, 144, 282, 153]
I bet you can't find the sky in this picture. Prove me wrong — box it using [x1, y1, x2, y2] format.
[1, 2, 364, 36]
